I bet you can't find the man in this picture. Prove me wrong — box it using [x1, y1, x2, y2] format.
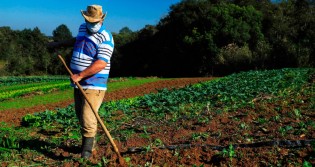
[50, 4, 114, 159]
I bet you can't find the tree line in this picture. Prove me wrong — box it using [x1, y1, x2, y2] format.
[0, 0, 314, 77]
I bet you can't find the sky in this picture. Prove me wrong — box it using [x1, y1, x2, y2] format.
[0, 0, 181, 36]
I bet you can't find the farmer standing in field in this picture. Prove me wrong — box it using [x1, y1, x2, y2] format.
[49, 4, 114, 159]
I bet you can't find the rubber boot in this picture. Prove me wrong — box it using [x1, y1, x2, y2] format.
[81, 137, 95, 159]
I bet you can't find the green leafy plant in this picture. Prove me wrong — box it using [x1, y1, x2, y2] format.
[192, 133, 209, 141]
[293, 109, 302, 118]
[257, 117, 267, 124]
[279, 125, 293, 136]
[240, 122, 249, 130]
[153, 138, 164, 147]
[1, 135, 19, 149]
[222, 144, 236, 161]
[0, 125, 22, 150]
[21, 114, 42, 127]
[139, 126, 151, 139]
[303, 161, 312, 167]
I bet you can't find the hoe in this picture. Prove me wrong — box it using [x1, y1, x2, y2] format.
[58, 55, 126, 166]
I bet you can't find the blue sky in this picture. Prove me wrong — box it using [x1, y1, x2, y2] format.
[0, 0, 181, 36]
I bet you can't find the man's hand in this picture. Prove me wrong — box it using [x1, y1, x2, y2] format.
[71, 60, 107, 83]
[71, 73, 84, 83]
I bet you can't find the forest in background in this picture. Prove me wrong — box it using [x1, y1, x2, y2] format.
[0, 0, 314, 77]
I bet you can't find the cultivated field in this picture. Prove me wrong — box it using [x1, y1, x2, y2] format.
[0, 68, 314, 166]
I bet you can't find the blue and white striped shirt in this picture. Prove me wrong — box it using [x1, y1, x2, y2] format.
[70, 23, 114, 90]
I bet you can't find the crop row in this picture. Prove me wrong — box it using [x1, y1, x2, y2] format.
[22, 68, 314, 128]
[101, 68, 313, 115]
[0, 76, 69, 86]
[0, 81, 70, 92]
[0, 81, 70, 101]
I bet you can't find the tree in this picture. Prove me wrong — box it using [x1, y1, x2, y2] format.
[49, 24, 73, 75]
[52, 24, 72, 42]
[119, 27, 133, 34]
[110, 27, 138, 77]
[0, 27, 14, 60]
[160, 1, 264, 75]
[4, 28, 51, 75]
[32, 27, 51, 74]
[265, 0, 315, 68]
[114, 1, 266, 77]
[291, 0, 315, 67]
[114, 27, 137, 46]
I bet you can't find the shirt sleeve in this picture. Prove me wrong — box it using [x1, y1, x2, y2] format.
[97, 32, 114, 63]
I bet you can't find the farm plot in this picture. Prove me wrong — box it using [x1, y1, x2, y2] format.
[0, 81, 70, 101]
[0, 68, 314, 166]
[0, 75, 69, 86]
[0, 76, 70, 101]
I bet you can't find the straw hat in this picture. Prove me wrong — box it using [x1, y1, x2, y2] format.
[81, 5, 106, 23]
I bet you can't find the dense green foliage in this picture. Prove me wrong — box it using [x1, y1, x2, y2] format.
[102, 68, 314, 117]
[113, 0, 315, 76]
[0, 26, 71, 76]
[0, 0, 314, 77]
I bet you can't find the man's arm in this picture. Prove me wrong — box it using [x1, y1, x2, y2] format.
[71, 60, 107, 82]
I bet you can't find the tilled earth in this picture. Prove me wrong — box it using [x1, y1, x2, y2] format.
[1, 77, 314, 167]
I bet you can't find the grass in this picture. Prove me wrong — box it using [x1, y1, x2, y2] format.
[108, 77, 166, 91]
[0, 89, 73, 110]
[0, 77, 166, 111]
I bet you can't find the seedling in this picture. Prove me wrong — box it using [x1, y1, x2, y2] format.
[140, 126, 151, 139]
[240, 122, 249, 130]
[192, 133, 209, 141]
[222, 144, 236, 162]
[293, 109, 302, 118]
[153, 138, 163, 147]
[272, 115, 281, 123]
[257, 117, 267, 124]
[279, 125, 293, 136]
[198, 116, 209, 124]
[303, 161, 312, 167]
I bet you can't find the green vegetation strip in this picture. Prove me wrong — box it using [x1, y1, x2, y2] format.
[22, 68, 314, 128]
[0, 77, 165, 111]
[0, 89, 73, 111]
[0, 75, 69, 86]
[0, 81, 69, 101]
[101, 68, 314, 116]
